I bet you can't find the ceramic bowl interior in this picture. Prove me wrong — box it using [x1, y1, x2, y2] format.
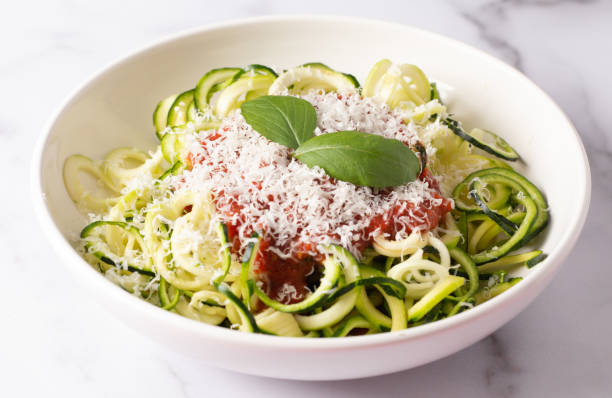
[33, 16, 590, 380]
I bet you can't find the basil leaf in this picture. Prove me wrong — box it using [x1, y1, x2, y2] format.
[294, 131, 420, 188]
[241, 95, 317, 149]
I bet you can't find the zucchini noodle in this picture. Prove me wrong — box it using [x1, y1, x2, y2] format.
[63, 60, 549, 337]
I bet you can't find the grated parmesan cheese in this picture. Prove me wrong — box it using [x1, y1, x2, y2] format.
[171, 90, 447, 258]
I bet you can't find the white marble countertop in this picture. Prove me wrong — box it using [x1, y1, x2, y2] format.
[2, 0, 611, 396]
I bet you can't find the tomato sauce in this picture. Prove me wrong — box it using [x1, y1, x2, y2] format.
[188, 131, 452, 305]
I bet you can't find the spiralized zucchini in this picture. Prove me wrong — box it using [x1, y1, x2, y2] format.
[63, 60, 549, 337]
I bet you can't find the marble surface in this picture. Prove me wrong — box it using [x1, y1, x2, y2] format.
[2, 0, 611, 396]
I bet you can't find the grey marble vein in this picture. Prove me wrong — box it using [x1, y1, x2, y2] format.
[484, 334, 521, 398]
[456, 0, 602, 73]
[459, 8, 524, 71]
[163, 360, 191, 398]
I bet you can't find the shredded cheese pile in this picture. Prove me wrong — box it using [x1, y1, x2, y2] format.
[173, 91, 445, 258]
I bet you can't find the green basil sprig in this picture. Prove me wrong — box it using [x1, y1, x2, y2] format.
[241, 96, 420, 187]
[240, 95, 316, 149]
[294, 131, 419, 187]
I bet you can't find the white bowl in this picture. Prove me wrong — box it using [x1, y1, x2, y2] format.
[32, 16, 590, 380]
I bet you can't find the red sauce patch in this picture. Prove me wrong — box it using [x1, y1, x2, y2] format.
[188, 132, 452, 304]
[252, 238, 316, 304]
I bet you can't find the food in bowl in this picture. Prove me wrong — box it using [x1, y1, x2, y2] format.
[62, 59, 549, 337]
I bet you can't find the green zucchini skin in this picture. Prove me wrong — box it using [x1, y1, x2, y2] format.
[167, 89, 195, 129]
[213, 222, 233, 285]
[243, 64, 278, 77]
[194, 67, 242, 110]
[157, 161, 183, 181]
[153, 94, 178, 140]
[469, 181, 538, 264]
[457, 211, 469, 252]
[470, 190, 518, 236]
[301, 62, 333, 70]
[324, 276, 406, 304]
[474, 277, 522, 305]
[159, 277, 180, 310]
[429, 82, 441, 102]
[526, 252, 548, 268]
[240, 234, 260, 308]
[300, 62, 360, 88]
[93, 255, 155, 277]
[252, 254, 342, 313]
[443, 118, 519, 161]
[214, 281, 259, 333]
[474, 250, 546, 274]
[81, 220, 155, 277]
[331, 315, 374, 337]
[206, 64, 277, 105]
[160, 131, 183, 164]
[448, 247, 479, 315]
[453, 167, 549, 247]
[355, 264, 408, 331]
[407, 275, 465, 322]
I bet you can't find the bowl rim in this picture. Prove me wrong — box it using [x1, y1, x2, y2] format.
[31, 14, 591, 350]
